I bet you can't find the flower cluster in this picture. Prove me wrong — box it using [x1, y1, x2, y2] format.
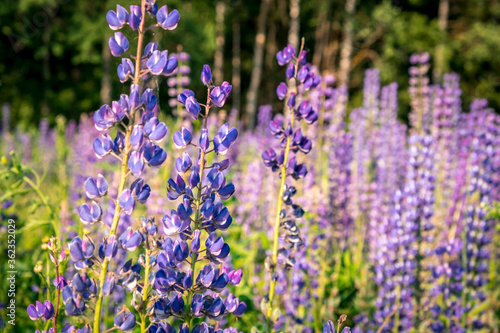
[142, 64, 245, 332]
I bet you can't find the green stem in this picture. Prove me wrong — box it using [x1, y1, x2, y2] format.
[140, 248, 151, 333]
[266, 38, 305, 332]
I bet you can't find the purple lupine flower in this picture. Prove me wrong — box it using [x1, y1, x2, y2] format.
[210, 82, 232, 107]
[201, 64, 212, 85]
[276, 44, 295, 66]
[277, 82, 288, 100]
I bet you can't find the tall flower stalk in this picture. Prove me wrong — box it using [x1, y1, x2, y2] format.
[92, 1, 178, 330]
[261, 38, 320, 331]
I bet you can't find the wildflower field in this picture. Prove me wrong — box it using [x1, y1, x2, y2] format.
[1, 0, 500, 332]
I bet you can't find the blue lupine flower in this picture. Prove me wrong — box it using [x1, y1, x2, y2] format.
[205, 233, 230, 264]
[162, 53, 178, 75]
[213, 124, 238, 155]
[156, 5, 180, 30]
[130, 178, 151, 204]
[94, 104, 122, 131]
[286, 63, 295, 79]
[201, 64, 212, 85]
[184, 95, 201, 119]
[106, 5, 129, 30]
[129, 5, 142, 30]
[129, 125, 144, 149]
[176, 152, 192, 173]
[191, 230, 201, 253]
[109, 32, 129, 57]
[117, 58, 134, 83]
[93, 134, 114, 158]
[53, 275, 68, 289]
[129, 84, 140, 110]
[218, 183, 235, 200]
[147, 50, 167, 75]
[144, 42, 158, 57]
[113, 310, 136, 332]
[162, 210, 190, 236]
[69, 236, 95, 262]
[155, 269, 177, 292]
[173, 127, 193, 149]
[119, 189, 135, 215]
[27, 301, 54, 321]
[119, 227, 143, 251]
[84, 174, 108, 199]
[167, 175, 187, 200]
[128, 150, 144, 176]
[199, 128, 210, 151]
[323, 321, 335, 333]
[140, 88, 158, 111]
[144, 117, 168, 143]
[227, 269, 242, 285]
[143, 143, 167, 167]
[102, 275, 116, 296]
[78, 202, 102, 224]
[99, 236, 118, 259]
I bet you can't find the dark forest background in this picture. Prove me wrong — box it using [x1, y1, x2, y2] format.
[1, 0, 499, 128]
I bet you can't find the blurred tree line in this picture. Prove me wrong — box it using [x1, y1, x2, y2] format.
[1, 0, 499, 129]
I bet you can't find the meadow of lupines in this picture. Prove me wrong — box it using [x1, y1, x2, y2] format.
[1, 1, 500, 333]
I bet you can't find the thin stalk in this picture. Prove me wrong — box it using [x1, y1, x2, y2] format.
[94, 2, 147, 331]
[266, 38, 305, 331]
[186, 88, 211, 328]
[140, 248, 151, 333]
[52, 257, 61, 333]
